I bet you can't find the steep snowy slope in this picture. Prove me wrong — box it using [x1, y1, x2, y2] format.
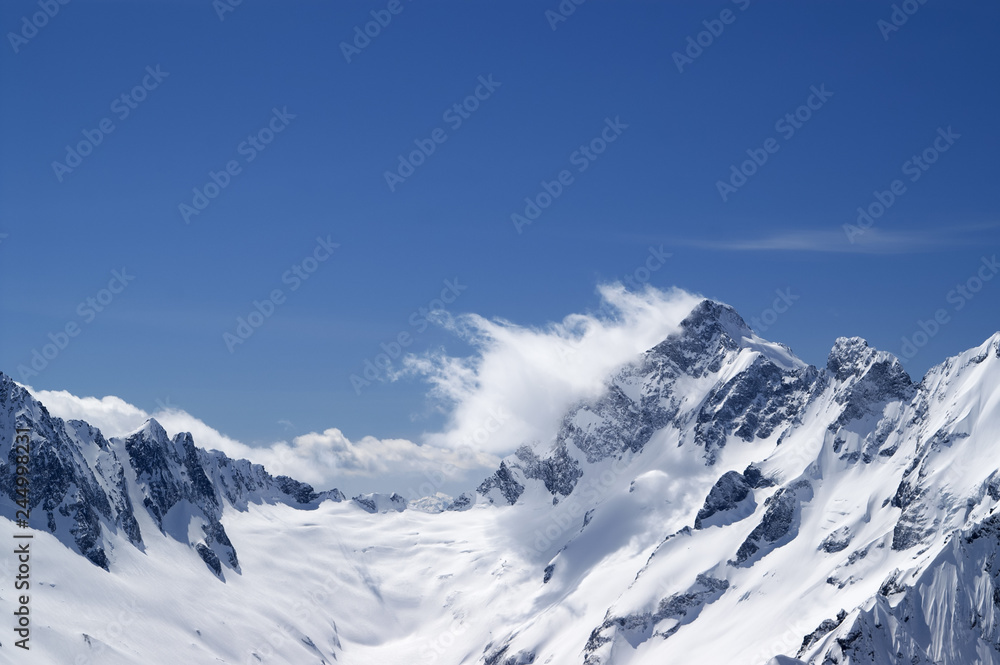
[0, 373, 345, 579]
[1, 299, 1000, 664]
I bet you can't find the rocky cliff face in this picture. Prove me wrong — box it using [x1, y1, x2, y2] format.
[477, 301, 816, 506]
[5, 300, 1000, 665]
[0, 373, 343, 577]
[472, 304, 1000, 665]
[0, 373, 141, 569]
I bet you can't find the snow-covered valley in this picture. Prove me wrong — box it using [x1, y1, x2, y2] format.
[3, 298, 1000, 664]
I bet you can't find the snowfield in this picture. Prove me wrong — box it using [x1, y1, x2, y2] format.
[3, 299, 1000, 664]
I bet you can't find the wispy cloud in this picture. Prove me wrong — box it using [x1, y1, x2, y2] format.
[19, 286, 722, 499]
[399, 284, 704, 455]
[22, 386, 498, 496]
[21, 285, 706, 499]
[673, 223, 1000, 254]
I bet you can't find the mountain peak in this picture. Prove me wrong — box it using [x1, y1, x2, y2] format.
[130, 417, 169, 442]
[7, 313, 1000, 662]
[976, 331, 1000, 361]
[826, 336, 909, 384]
[0, 370, 30, 405]
[681, 299, 753, 343]
[645, 298, 804, 375]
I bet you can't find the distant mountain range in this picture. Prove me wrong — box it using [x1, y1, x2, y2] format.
[3, 298, 1000, 664]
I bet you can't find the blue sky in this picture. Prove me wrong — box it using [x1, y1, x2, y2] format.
[2, 0, 998, 452]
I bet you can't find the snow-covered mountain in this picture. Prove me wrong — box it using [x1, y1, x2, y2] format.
[3, 298, 1000, 664]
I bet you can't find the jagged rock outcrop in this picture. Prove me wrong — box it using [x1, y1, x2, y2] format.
[4, 299, 1000, 665]
[583, 573, 730, 664]
[797, 512, 1000, 665]
[478, 461, 526, 505]
[819, 526, 853, 553]
[694, 470, 754, 529]
[352, 492, 407, 513]
[0, 372, 344, 577]
[797, 610, 847, 657]
[448, 491, 476, 511]
[731, 479, 813, 567]
[198, 448, 345, 510]
[0, 374, 141, 569]
[478, 300, 815, 506]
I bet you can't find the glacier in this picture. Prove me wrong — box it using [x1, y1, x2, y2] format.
[2, 298, 1000, 664]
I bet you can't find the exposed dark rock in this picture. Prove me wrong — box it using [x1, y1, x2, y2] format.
[826, 337, 913, 429]
[484, 646, 535, 665]
[583, 573, 730, 662]
[352, 492, 407, 513]
[478, 462, 525, 505]
[798, 610, 847, 656]
[692, 357, 816, 464]
[742, 463, 776, 488]
[478, 300, 817, 504]
[514, 444, 583, 497]
[694, 470, 753, 529]
[195, 543, 222, 577]
[448, 492, 475, 511]
[732, 480, 812, 566]
[819, 527, 852, 553]
[0, 371, 345, 578]
[0, 375, 141, 570]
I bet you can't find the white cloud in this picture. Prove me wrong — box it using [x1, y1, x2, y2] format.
[24, 386, 497, 497]
[672, 222, 1000, 254]
[22, 283, 703, 497]
[29, 389, 149, 435]
[259, 429, 497, 485]
[402, 283, 703, 455]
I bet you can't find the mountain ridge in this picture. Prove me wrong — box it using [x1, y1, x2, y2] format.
[0, 372, 345, 578]
[3, 297, 1000, 664]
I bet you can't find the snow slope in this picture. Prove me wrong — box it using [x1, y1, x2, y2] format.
[2, 300, 1000, 664]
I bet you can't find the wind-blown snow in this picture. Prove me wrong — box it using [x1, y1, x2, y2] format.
[3, 298, 1000, 665]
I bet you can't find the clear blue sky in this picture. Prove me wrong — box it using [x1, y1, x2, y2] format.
[1, 0, 998, 446]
